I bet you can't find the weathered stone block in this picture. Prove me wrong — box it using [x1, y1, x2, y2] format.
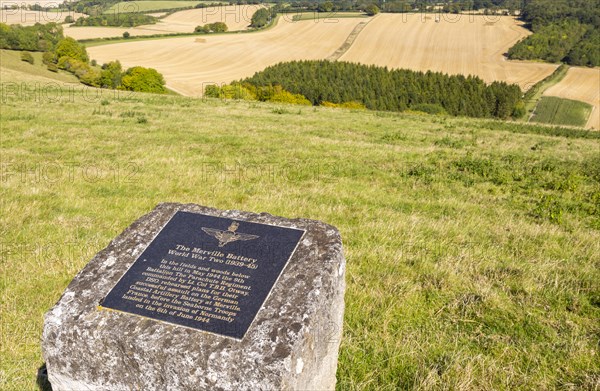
[42, 203, 345, 390]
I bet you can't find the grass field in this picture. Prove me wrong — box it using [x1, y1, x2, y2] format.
[544, 67, 600, 130]
[531, 97, 593, 127]
[0, 50, 79, 83]
[1, 63, 599, 390]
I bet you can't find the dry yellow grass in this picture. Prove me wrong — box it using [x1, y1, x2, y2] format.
[88, 17, 365, 95]
[543, 67, 600, 130]
[63, 5, 262, 40]
[1, 9, 84, 26]
[340, 14, 558, 91]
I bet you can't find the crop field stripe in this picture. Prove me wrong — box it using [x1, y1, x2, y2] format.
[531, 96, 593, 127]
[543, 67, 600, 130]
[326, 15, 375, 61]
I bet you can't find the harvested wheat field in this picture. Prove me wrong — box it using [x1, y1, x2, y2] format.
[340, 13, 558, 91]
[544, 67, 600, 130]
[88, 17, 366, 95]
[63, 5, 261, 40]
[64, 25, 172, 40]
[157, 4, 263, 32]
[1, 9, 84, 26]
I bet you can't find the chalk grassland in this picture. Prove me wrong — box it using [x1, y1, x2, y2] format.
[0, 9, 84, 26]
[63, 5, 263, 39]
[1, 64, 599, 390]
[0, 49, 79, 83]
[87, 17, 366, 96]
[340, 14, 558, 91]
[543, 67, 600, 130]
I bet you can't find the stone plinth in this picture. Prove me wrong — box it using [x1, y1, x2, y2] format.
[42, 203, 345, 390]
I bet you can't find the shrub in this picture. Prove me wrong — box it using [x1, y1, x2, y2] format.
[73, 14, 156, 28]
[195, 22, 228, 33]
[364, 4, 380, 16]
[120, 66, 167, 93]
[55, 37, 88, 64]
[42, 51, 56, 65]
[20, 51, 34, 64]
[99, 61, 123, 89]
[123, 31, 130, 39]
[269, 89, 311, 105]
[64, 15, 74, 24]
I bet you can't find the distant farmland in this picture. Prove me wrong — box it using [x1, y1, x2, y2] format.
[340, 14, 558, 91]
[87, 16, 364, 95]
[88, 14, 561, 97]
[64, 5, 261, 40]
[105, 1, 206, 13]
[543, 67, 600, 130]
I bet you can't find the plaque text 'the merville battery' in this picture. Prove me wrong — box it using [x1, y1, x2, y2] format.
[101, 211, 305, 339]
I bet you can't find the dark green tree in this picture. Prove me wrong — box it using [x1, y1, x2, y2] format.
[251, 8, 271, 28]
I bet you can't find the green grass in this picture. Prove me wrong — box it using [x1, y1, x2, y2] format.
[1, 66, 599, 391]
[104, 1, 212, 14]
[522, 64, 569, 119]
[531, 96, 593, 127]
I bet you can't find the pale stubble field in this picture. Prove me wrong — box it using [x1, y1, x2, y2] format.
[88, 14, 558, 95]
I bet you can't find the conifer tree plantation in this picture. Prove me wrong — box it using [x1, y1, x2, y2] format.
[211, 60, 525, 119]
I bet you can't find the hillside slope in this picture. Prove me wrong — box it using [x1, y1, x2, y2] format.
[1, 66, 599, 390]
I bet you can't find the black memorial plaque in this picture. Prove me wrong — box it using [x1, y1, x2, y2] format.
[101, 211, 305, 340]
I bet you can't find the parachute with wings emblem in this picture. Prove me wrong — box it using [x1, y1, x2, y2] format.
[201, 221, 259, 247]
